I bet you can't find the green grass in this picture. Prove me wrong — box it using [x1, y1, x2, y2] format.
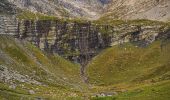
[94, 16, 169, 27]
[92, 97, 116, 100]
[0, 35, 86, 99]
[102, 19, 165, 26]
[0, 81, 84, 100]
[16, 10, 89, 24]
[26, 43, 84, 88]
[0, 82, 36, 100]
[0, 35, 82, 84]
[87, 40, 170, 86]
[91, 80, 170, 100]
[0, 35, 170, 99]
[88, 39, 170, 99]
[117, 81, 170, 100]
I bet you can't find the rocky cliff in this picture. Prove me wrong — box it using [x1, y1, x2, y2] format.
[0, 0, 17, 15]
[1, 0, 169, 69]
[0, 16, 169, 64]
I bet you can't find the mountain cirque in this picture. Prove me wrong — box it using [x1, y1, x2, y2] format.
[0, 0, 170, 100]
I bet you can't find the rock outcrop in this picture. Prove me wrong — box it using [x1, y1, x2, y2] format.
[0, 15, 18, 35]
[0, 16, 169, 63]
[0, 0, 17, 15]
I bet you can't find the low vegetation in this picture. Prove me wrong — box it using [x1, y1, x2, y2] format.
[0, 16, 170, 99]
[87, 40, 170, 99]
[87, 40, 170, 85]
[0, 35, 87, 99]
[91, 80, 170, 100]
[17, 11, 57, 20]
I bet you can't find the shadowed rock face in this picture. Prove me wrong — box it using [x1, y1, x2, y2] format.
[0, 0, 16, 15]
[100, 0, 111, 4]
[0, 16, 169, 63]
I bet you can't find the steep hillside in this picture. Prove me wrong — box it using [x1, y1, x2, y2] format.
[7, 0, 68, 17]
[5, 0, 170, 21]
[1, 30, 170, 100]
[7, 0, 104, 19]
[0, 35, 87, 99]
[87, 40, 170, 85]
[87, 39, 170, 99]
[103, 0, 170, 21]
[57, 0, 103, 19]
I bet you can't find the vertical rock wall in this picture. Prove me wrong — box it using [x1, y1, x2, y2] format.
[0, 16, 168, 63]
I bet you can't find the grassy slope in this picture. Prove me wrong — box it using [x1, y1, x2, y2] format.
[16, 10, 88, 23]
[92, 80, 170, 100]
[0, 35, 86, 99]
[87, 40, 170, 85]
[87, 40, 170, 99]
[93, 18, 169, 26]
[0, 23, 170, 100]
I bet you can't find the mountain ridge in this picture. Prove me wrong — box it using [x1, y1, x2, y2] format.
[7, 0, 104, 19]
[104, 0, 170, 21]
[5, 0, 170, 21]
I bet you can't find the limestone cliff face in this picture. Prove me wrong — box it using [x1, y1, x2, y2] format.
[0, 0, 16, 15]
[1, 16, 169, 63]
